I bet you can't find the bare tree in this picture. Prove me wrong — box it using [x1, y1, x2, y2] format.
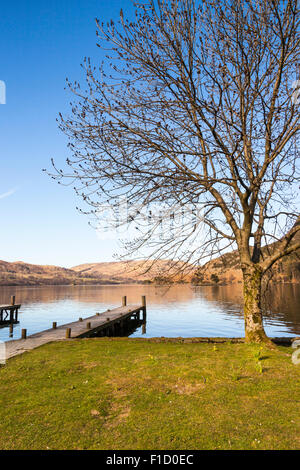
[50, 0, 300, 344]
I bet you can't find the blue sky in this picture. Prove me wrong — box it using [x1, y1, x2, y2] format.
[0, 0, 135, 267]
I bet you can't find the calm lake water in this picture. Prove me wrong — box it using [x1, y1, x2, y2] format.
[0, 284, 299, 342]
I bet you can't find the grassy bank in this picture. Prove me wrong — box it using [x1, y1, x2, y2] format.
[0, 338, 299, 450]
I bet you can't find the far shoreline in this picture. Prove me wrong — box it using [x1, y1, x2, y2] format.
[0, 280, 299, 288]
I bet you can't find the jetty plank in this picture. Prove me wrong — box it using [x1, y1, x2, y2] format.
[0, 304, 21, 310]
[0, 304, 21, 326]
[5, 304, 143, 360]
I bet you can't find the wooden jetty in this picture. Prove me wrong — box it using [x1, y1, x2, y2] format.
[0, 296, 21, 327]
[5, 295, 147, 360]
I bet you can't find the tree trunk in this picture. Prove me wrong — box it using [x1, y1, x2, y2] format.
[242, 265, 270, 344]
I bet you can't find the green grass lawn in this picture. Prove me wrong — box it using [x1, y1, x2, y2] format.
[0, 338, 299, 450]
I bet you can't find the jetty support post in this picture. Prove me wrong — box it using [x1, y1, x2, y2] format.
[66, 328, 71, 339]
[10, 295, 16, 323]
[141, 295, 147, 323]
[21, 329, 27, 340]
[122, 296, 127, 307]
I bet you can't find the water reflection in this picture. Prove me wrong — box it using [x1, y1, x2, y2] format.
[0, 283, 299, 341]
[194, 283, 300, 336]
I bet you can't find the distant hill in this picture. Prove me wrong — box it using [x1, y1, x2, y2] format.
[71, 259, 189, 284]
[192, 231, 300, 285]
[0, 259, 188, 286]
[0, 260, 115, 286]
[0, 234, 299, 286]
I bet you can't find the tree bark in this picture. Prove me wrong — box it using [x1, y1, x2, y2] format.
[242, 265, 271, 344]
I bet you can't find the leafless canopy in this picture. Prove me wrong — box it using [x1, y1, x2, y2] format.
[51, 0, 300, 275]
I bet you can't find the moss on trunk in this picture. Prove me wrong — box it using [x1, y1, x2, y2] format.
[242, 265, 273, 346]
